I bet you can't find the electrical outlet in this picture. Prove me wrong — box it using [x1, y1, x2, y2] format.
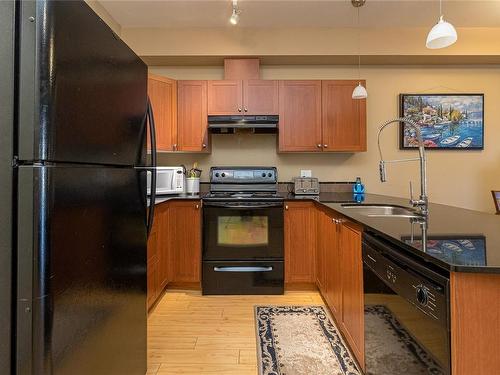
[300, 170, 312, 178]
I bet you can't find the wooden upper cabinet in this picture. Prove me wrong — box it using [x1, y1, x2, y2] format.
[243, 80, 279, 115]
[322, 80, 366, 152]
[340, 221, 365, 369]
[177, 81, 209, 152]
[284, 202, 316, 284]
[147, 74, 177, 152]
[278, 80, 322, 152]
[169, 200, 202, 283]
[207, 80, 243, 115]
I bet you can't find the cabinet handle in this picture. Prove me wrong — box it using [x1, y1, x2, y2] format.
[202, 143, 207, 148]
[238, 107, 242, 112]
[323, 144, 328, 148]
[244, 107, 248, 112]
[285, 205, 289, 210]
[195, 204, 200, 209]
[317, 144, 322, 148]
[173, 144, 177, 151]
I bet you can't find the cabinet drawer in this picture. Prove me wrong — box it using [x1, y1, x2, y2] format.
[202, 261, 284, 295]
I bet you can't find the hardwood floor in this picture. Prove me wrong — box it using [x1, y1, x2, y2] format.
[147, 289, 325, 375]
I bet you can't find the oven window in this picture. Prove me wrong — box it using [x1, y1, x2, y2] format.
[218, 216, 268, 246]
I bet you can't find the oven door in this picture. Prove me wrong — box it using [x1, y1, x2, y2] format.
[203, 201, 284, 260]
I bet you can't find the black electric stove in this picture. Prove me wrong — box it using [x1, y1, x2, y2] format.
[202, 167, 284, 295]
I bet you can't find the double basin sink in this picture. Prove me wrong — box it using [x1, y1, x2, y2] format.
[341, 204, 424, 219]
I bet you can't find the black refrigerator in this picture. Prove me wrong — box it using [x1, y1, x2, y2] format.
[0, 1, 157, 374]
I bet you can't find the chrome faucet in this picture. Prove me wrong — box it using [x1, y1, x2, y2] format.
[377, 117, 429, 216]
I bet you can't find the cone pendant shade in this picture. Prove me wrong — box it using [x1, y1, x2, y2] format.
[352, 82, 368, 99]
[426, 16, 457, 49]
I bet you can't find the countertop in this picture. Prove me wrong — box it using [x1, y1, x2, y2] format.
[148, 194, 204, 207]
[284, 192, 500, 274]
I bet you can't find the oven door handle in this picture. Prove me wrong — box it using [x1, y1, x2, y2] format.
[213, 266, 273, 272]
[203, 202, 283, 209]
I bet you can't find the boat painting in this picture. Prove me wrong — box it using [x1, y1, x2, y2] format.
[400, 94, 484, 150]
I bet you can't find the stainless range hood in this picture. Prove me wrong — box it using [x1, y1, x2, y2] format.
[208, 115, 279, 134]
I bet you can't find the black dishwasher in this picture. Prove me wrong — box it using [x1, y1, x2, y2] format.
[362, 232, 450, 375]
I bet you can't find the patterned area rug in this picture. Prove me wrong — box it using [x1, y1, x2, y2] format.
[255, 306, 361, 375]
[255, 305, 445, 375]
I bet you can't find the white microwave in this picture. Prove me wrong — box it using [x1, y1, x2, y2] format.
[147, 166, 185, 195]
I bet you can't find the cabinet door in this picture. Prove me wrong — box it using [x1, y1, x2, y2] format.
[243, 80, 279, 115]
[148, 74, 177, 151]
[147, 216, 161, 309]
[279, 80, 322, 152]
[177, 81, 209, 152]
[340, 221, 364, 368]
[322, 80, 366, 152]
[315, 210, 327, 293]
[157, 204, 171, 289]
[170, 200, 202, 283]
[284, 202, 316, 284]
[207, 80, 243, 115]
[323, 211, 342, 323]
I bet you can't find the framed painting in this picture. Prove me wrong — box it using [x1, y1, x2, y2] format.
[399, 94, 484, 150]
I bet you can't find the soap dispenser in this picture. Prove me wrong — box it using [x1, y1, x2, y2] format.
[353, 177, 365, 194]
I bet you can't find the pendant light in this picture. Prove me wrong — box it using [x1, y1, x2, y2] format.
[352, 0, 367, 100]
[426, 0, 457, 49]
[229, 0, 241, 25]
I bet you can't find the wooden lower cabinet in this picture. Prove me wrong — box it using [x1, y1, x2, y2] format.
[339, 221, 364, 369]
[315, 205, 364, 369]
[147, 200, 202, 309]
[284, 202, 316, 284]
[169, 200, 202, 283]
[147, 210, 161, 309]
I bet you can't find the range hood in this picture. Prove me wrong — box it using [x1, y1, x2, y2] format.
[208, 115, 279, 134]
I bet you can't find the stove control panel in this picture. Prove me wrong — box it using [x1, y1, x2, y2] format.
[210, 167, 277, 184]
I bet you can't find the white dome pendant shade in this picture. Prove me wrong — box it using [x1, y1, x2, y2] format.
[426, 15, 457, 49]
[352, 82, 368, 99]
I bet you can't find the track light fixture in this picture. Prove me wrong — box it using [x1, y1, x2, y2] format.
[230, 0, 241, 25]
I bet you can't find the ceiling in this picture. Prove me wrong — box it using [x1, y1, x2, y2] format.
[99, 0, 500, 29]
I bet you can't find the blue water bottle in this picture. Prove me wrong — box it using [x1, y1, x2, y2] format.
[353, 177, 365, 194]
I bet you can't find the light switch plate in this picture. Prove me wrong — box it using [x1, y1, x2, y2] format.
[300, 170, 312, 178]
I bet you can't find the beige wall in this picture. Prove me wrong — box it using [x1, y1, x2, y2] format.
[122, 27, 500, 59]
[150, 65, 500, 213]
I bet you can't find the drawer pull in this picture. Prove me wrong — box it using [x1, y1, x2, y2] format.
[213, 266, 273, 272]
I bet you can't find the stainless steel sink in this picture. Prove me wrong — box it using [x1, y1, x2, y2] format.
[341, 204, 423, 218]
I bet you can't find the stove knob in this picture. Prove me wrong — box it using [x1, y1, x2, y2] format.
[268, 173, 272, 177]
[221, 172, 226, 177]
[215, 172, 220, 177]
[262, 172, 266, 177]
[416, 285, 428, 306]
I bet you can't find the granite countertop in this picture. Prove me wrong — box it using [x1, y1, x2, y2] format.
[148, 193, 204, 207]
[284, 192, 500, 274]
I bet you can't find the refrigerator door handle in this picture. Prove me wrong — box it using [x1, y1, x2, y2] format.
[146, 97, 157, 238]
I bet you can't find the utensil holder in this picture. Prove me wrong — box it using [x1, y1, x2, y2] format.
[186, 177, 200, 195]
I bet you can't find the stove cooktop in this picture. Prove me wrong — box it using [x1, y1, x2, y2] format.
[203, 192, 284, 201]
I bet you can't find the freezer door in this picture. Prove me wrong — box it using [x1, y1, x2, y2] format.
[17, 165, 147, 375]
[17, 0, 147, 166]
[0, 1, 15, 373]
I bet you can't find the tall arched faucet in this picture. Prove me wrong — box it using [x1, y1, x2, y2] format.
[377, 118, 429, 216]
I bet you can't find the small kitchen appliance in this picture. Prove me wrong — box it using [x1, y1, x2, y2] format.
[202, 167, 284, 295]
[293, 177, 320, 195]
[147, 166, 185, 195]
